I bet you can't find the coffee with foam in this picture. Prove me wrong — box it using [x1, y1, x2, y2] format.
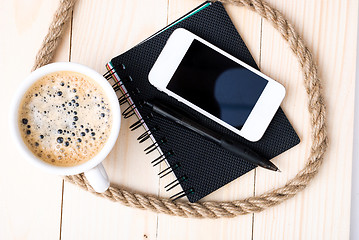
[18, 71, 112, 167]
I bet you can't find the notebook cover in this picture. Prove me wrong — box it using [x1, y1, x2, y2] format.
[109, 1, 300, 202]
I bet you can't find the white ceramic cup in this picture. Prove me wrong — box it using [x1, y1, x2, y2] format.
[10, 62, 121, 193]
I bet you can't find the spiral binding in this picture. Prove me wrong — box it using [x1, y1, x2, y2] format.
[165, 175, 188, 191]
[170, 188, 195, 201]
[158, 162, 179, 178]
[119, 88, 140, 105]
[105, 62, 195, 201]
[129, 113, 153, 131]
[137, 126, 159, 143]
[151, 150, 174, 167]
[104, 63, 125, 80]
[144, 137, 167, 154]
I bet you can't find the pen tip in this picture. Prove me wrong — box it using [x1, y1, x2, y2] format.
[277, 168, 281, 173]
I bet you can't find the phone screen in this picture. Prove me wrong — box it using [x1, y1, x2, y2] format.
[167, 39, 268, 130]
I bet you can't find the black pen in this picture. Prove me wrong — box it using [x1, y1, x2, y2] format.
[143, 100, 280, 172]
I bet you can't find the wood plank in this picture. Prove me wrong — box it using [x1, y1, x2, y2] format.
[253, 0, 357, 239]
[0, 0, 71, 239]
[156, 1, 261, 239]
[60, 0, 168, 239]
[2, 0, 355, 239]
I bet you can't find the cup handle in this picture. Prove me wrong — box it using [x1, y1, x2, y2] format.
[84, 163, 110, 193]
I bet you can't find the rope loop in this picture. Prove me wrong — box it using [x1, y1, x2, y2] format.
[33, 0, 328, 218]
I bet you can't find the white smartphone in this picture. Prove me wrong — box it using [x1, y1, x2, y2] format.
[148, 28, 285, 142]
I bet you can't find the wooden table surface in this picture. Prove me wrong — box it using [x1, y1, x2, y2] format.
[1, 0, 357, 239]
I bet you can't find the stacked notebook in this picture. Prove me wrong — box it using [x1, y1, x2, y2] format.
[104, 1, 300, 202]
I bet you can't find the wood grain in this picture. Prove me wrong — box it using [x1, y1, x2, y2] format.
[0, 0, 356, 239]
[156, 1, 262, 240]
[0, 0, 71, 239]
[253, 1, 357, 239]
[60, 0, 167, 239]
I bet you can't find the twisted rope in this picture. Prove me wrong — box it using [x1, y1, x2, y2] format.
[32, 0, 76, 71]
[33, 0, 328, 218]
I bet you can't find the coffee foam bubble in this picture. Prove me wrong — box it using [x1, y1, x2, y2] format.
[18, 71, 112, 167]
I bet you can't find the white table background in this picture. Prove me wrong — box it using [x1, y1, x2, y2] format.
[350, 4, 359, 238]
[1, 1, 357, 239]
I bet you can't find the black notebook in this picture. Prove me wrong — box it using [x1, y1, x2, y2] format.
[104, 1, 300, 202]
